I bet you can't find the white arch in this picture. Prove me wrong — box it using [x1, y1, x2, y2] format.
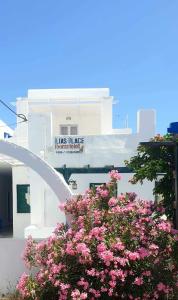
[0, 139, 73, 203]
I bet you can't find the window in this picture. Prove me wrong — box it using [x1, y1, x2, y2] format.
[60, 125, 78, 135]
[17, 184, 31, 213]
[70, 126, 78, 135]
[60, 126, 68, 135]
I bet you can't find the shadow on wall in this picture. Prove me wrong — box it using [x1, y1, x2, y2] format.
[0, 163, 13, 237]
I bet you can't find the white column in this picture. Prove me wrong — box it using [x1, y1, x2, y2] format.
[29, 170, 45, 226]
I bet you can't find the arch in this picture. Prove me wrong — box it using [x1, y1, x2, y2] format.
[0, 140, 73, 203]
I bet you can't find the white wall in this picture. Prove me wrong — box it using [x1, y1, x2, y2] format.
[137, 109, 156, 138]
[28, 113, 50, 155]
[28, 169, 66, 228]
[12, 165, 66, 237]
[14, 100, 28, 148]
[27, 88, 110, 99]
[44, 186, 66, 227]
[27, 101, 111, 137]
[17, 88, 114, 143]
[0, 238, 29, 294]
[69, 173, 155, 201]
[51, 104, 102, 136]
[12, 166, 30, 238]
[28, 170, 66, 228]
[100, 97, 113, 134]
[0, 120, 14, 140]
[46, 133, 141, 168]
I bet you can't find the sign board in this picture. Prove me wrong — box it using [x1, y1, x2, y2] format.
[55, 136, 84, 154]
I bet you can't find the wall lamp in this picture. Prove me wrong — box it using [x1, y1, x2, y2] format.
[68, 179, 77, 190]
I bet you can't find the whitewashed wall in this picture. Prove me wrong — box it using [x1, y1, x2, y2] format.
[0, 239, 28, 294]
[13, 99, 29, 148]
[0, 120, 14, 140]
[46, 133, 147, 168]
[27, 88, 110, 99]
[51, 104, 102, 136]
[69, 173, 155, 201]
[12, 166, 30, 238]
[28, 170, 66, 228]
[100, 97, 113, 134]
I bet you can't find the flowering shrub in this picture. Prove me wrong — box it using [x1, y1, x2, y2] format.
[17, 171, 178, 299]
[125, 133, 176, 219]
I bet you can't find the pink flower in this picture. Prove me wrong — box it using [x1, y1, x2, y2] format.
[77, 278, 89, 290]
[16, 272, 29, 289]
[71, 289, 80, 299]
[109, 280, 116, 288]
[80, 293, 88, 299]
[60, 283, 71, 290]
[100, 189, 109, 198]
[90, 226, 106, 240]
[127, 251, 140, 261]
[66, 242, 75, 255]
[134, 277, 143, 286]
[108, 197, 118, 207]
[115, 257, 128, 266]
[97, 242, 107, 253]
[149, 244, 159, 254]
[86, 268, 96, 276]
[76, 243, 90, 257]
[109, 170, 121, 181]
[157, 221, 171, 233]
[89, 288, 101, 298]
[113, 238, 125, 251]
[100, 250, 114, 266]
[157, 282, 167, 292]
[118, 194, 125, 201]
[142, 270, 151, 277]
[138, 247, 150, 259]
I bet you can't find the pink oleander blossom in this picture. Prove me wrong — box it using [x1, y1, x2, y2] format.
[109, 170, 122, 181]
[108, 197, 118, 207]
[17, 171, 178, 299]
[134, 277, 144, 286]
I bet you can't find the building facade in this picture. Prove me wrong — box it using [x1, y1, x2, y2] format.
[0, 88, 156, 238]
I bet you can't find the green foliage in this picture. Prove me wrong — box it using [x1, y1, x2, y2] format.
[125, 134, 176, 219]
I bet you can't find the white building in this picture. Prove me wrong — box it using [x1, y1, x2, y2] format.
[0, 121, 14, 235]
[0, 88, 156, 239]
[0, 120, 14, 140]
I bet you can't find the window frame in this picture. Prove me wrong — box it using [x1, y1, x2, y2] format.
[17, 184, 31, 213]
[60, 124, 78, 135]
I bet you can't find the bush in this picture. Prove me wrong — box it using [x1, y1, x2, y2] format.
[17, 171, 178, 299]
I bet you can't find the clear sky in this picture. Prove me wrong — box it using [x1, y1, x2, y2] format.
[0, 0, 178, 134]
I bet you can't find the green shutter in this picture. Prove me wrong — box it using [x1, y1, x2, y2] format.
[17, 184, 31, 213]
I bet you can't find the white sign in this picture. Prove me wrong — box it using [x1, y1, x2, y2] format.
[55, 136, 84, 153]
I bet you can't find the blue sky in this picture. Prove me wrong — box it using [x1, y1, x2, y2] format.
[0, 0, 178, 134]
